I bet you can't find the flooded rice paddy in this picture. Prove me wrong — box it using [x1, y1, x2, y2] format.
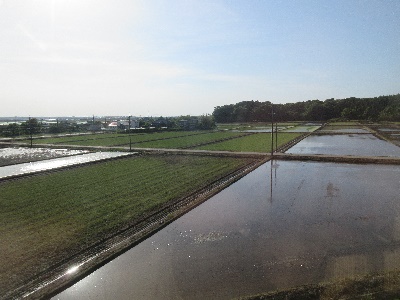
[318, 128, 370, 133]
[0, 147, 88, 167]
[54, 161, 400, 300]
[376, 128, 400, 132]
[233, 126, 286, 133]
[0, 152, 132, 179]
[282, 125, 321, 132]
[286, 134, 400, 157]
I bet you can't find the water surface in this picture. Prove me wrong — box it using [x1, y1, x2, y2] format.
[318, 128, 370, 133]
[0, 147, 88, 166]
[54, 161, 400, 299]
[282, 125, 320, 132]
[286, 134, 400, 156]
[0, 152, 132, 179]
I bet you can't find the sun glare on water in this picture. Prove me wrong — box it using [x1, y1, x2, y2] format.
[66, 265, 79, 275]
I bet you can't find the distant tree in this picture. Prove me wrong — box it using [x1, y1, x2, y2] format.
[213, 104, 235, 123]
[3, 123, 20, 137]
[303, 100, 325, 121]
[48, 124, 61, 134]
[20, 118, 41, 135]
[198, 114, 216, 130]
[213, 94, 400, 123]
[379, 103, 400, 121]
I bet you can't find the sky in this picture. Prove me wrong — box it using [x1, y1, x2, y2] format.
[0, 0, 399, 117]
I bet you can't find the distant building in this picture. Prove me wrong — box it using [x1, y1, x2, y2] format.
[118, 119, 139, 130]
[179, 118, 198, 130]
[88, 124, 103, 131]
[106, 119, 138, 131]
[106, 121, 118, 131]
[152, 117, 170, 128]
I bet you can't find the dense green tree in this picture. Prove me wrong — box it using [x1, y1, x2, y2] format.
[198, 114, 216, 130]
[20, 118, 41, 135]
[213, 94, 400, 123]
[3, 123, 20, 137]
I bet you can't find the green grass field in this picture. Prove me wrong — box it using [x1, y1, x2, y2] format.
[216, 123, 299, 131]
[281, 125, 321, 132]
[0, 154, 255, 295]
[133, 131, 245, 148]
[195, 132, 302, 152]
[32, 133, 127, 144]
[328, 121, 360, 125]
[33, 131, 209, 146]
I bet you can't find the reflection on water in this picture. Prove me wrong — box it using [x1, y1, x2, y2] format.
[318, 128, 370, 133]
[286, 134, 400, 156]
[54, 161, 400, 300]
[0, 152, 132, 179]
[378, 128, 400, 132]
[282, 126, 321, 132]
[0, 147, 88, 167]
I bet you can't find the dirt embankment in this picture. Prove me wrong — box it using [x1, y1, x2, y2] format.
[239, 271, 400, 300]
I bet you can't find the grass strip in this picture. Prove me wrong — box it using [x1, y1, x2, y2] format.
[195, 132, 302, 152]
[0, 154, 255, 295]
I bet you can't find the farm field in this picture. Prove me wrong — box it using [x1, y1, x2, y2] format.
[216, 122, 299, 131]
[281, 125, 321, 132]
[131, 131, 246, 149]
[54, 160, 400, 300]
[9, 124, 326, 151]
[195, 132, 303, 152]
[32, 133, 127, 144]
[320, 125, 367, 130]
[0, 151, 132, 179]
[0, 154, 256, 296]
[32, 131, 208, 146]
[328, 121, 360, 125]
[0, 147, 88, 167]
[318, 125, 370, 134]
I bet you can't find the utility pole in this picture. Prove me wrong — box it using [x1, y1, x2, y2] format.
[29, 116, 33, 148]
[128, 115, 132, 151]
[271, 104, 274, 156]
[275, 112, 278, 152]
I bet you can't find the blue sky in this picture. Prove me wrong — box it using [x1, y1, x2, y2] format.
[0, 0, 399, 117]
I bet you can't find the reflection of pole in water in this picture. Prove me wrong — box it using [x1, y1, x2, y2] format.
[269, 159, 278, 203]
[269, 159, 273, 203]
[275, 118, 278, 151]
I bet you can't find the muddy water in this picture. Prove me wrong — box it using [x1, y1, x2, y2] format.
[286, 134, 400, 156]
[54, 161, 400, 300]
[0, 152, 132, 179]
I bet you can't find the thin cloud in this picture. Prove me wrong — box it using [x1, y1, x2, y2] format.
[17, 24, 47, 51]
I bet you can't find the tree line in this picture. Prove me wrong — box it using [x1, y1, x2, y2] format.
[212, 94, 400, 123]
